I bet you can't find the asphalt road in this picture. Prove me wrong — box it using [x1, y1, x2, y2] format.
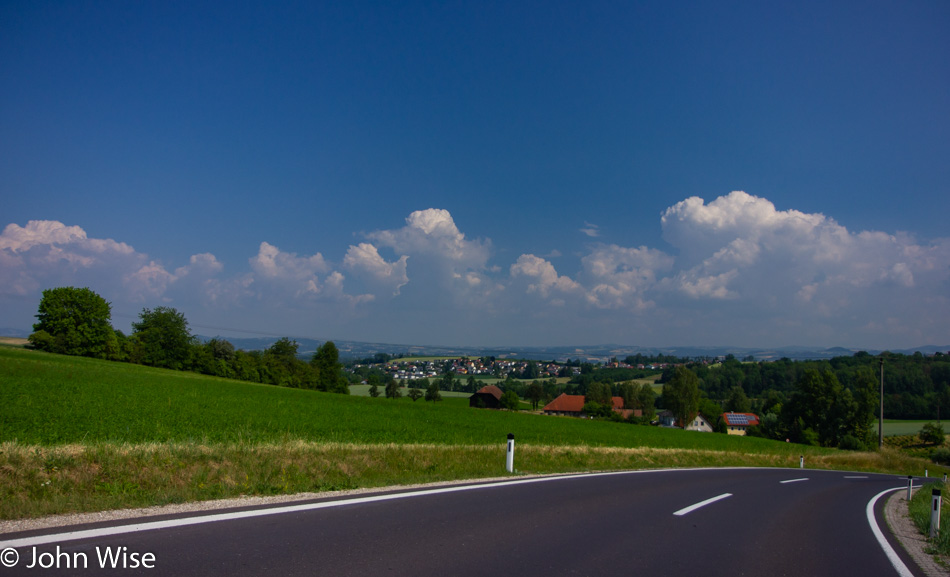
[0, 468, 925, 576]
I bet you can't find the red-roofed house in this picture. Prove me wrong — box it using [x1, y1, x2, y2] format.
[469, 385, 503, 409]
[542, 393, 641, 419]
[722, 412, 760, 435]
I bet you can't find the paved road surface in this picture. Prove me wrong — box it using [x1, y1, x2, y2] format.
[0, 468, 925, 576]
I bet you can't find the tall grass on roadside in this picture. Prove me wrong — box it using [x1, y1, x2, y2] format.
[909, 481, 950, 557]
[0, 440, 938, 520]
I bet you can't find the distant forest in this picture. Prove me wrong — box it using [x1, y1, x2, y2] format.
[665, 352, 949, 421]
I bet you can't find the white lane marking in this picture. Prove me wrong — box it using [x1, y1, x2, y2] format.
[845, 476, 869, 479]
[867, 487, 914, 577]
[780, 478, 809, 484]
[0, 468, 714, 549]
[673, 493, 733, 516]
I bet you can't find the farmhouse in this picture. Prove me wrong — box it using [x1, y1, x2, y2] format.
[469, 385, 503, 409]
[722, 412, 760, 435]
[685, 414, 714, 432]
[542, 393, 640, 419]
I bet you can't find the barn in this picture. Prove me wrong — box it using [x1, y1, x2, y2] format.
[469, 385, 503, 409]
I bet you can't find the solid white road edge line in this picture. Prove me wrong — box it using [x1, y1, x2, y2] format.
[673, 493, 733, 516]
[0, 468, 705, 549]
[780, 478, 809, 484]
[867, 487, 914, 577]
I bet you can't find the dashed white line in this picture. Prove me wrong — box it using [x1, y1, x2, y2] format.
[673, 493, 733, 516]
[780, 478, 809, 484]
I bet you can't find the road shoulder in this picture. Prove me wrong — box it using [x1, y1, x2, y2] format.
[885, 490, 949, 576]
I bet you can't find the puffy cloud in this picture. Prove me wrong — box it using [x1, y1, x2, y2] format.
[343, 242, 409, 295]
[659, 191, 949, 308]
[368, 208, 490, 267]
[510, 254, 582, 300]
[0, 220, 156, 298]
[364, 208, 499, 307]
[249, 241, 329, 280]
[2, 196, 947, 348]
[0, 220, 132, 255]
[246, 241, 371, 305]
[580, 244, 674, 309]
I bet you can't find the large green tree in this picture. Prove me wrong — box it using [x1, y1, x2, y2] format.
[311, 341, 348, 393]
[425, 380, 442, 401]
[30, 287, 116, 358]
[130, 307, 196, 370]
[663, 366, 701, 427]
[724, 385, 751, 413]
[263, 338, 315, 388]
[385, 376, 402, 399]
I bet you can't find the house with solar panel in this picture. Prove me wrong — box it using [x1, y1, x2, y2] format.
[722, 412, 760, 435]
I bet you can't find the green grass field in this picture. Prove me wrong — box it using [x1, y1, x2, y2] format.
[347, 384, 474, 399]
[0, 346, 943, 519]
[882, 420, 940, 437]
[0, 347, 795, 451]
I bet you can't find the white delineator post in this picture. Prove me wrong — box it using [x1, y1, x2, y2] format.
[506, 433, 515, 473]
[800, 455, 804, 469]
[907, 476, 914, 501]
[931, 489, 942, 539]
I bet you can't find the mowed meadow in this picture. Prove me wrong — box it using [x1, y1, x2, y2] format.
[0, 346, 942, 520]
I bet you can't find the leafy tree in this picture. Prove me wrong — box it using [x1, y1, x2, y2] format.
[724, 386, 751, 413]
[781, 368, 874, 448]
[206, 338, 235, 361]
[637, 384, 656, 421]
[500, 390, 521, 411]
[585, 381, 613, 406]
[522, 361, 540, 379]
[312, 341, 348, 393]
[31, 287, 115, 358]
[407, 388, 423, 401]
[131, 307, 195, 370]
[526, 381, 544, 410]
[262, 338, 315, 388]
[385, 376, 401, 399]
[439, 371, 456, 392]
[425, 380, 442, 402]
[367, 374, 381, 398]
[920, 422, 945, 446]
[662, 366, 701, 428]
[582, 401, 613, 418]
[847, 368, 879, 447]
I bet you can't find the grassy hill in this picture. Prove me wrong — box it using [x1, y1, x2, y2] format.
[0, 346, 942, 520]
[0, 347, 805, 451]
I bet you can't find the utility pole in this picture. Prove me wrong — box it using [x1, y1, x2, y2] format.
[879, 357, 885, 449]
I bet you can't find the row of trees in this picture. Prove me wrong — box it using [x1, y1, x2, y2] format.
[669, 353, 950, 420]
[28, 287, 349, 393]
[658, 364, 879, 449]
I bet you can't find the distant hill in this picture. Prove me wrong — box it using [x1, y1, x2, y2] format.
[3, 326, 944, 362]
[0, 327, 31, 338]
[193, 336, 950, 363]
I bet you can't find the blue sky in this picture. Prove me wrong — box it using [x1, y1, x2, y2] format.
[2, 1, 948, 349]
